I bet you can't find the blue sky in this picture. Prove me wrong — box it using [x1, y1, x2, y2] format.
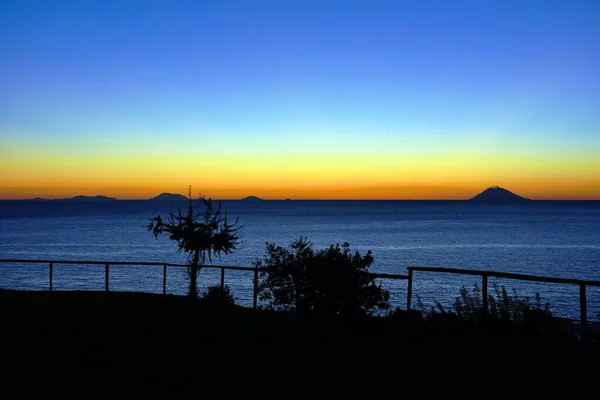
[1, 0, 599, 199]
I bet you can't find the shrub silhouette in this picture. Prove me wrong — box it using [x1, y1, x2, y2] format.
[452, 283, 552, 324]
[412, 284, 565, 337]
[201, 284, 237, 307]
[147, 186, 242, 298]
[254, 237, 390, 316]
[413, 284, 552, 321]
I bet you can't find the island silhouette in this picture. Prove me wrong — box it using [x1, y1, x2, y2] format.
[27, 195, 117, 202]
[240, 195, 263, 202]
[148, 193, 265, 202]
[57, 195, 118, 202]
[470, 186, 530, 203]
[148, 193, 189, 202]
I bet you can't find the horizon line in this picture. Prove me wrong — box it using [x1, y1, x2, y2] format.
[2, 197, 600, 201]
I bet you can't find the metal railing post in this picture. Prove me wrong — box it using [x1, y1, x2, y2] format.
[482, 274, 488, 316]
[580, 283, 587, 342]
[253, 268, 259, 309]
[49, 262, 53, 292]
[221, 267, 225, 293]
[163, 264, 167, 295]
[105, 263, 109, 292]
[406, 268, 413, 311]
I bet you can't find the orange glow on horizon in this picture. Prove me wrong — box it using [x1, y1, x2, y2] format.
[2, 145, 598, 200]
[1, 181, 599, 201]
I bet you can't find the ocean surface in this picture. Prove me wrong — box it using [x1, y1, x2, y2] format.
[0, 199, 599, 321]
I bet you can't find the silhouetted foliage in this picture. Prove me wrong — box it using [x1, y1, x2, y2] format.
[201, 284, 237, 307]
[254, 237, 390, 316]
[452, 283, 552, 324]
[147, 186, 242, 298]
[413, 283, 558, 333]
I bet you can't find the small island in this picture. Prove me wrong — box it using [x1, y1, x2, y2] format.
[148, 193, 189, 202]
[470, 186, 530, 203]
[240, 195, 263, 202]
[57, 195, 118, 202]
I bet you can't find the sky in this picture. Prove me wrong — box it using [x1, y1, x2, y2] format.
[1, 0, 599, 200]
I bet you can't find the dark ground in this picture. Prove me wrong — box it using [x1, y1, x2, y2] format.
[1, 289, 598, 389]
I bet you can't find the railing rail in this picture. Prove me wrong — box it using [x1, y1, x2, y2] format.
[0, 258, 263, 270]
[406, 266, 600, 287]
[406, 266, 600, 342]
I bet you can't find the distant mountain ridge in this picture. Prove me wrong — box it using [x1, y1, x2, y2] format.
[470, 186, 530, 203]
[56, 195, 117, 202]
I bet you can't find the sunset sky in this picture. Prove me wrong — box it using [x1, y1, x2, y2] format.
[1, 0, 599, 200]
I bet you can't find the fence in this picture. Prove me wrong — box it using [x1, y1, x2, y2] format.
[0, 259, 409, 310]
[1, 258, 598, 341]
[0, 259, 267, 309]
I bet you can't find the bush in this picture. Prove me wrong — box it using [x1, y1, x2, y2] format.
[201, 284, 237, 307]
[451, 283, 552, 324]
[413, 283, 559, 332]
[254, 237, 390, 316]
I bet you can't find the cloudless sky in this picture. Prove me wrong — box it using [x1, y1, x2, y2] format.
[1, 0, 599, 199]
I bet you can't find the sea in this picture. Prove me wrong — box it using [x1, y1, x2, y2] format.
[0, 199, 599, 321]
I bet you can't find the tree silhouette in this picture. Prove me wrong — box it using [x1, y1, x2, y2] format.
[255, 237, 390, 316]
[147, 187, 242, 298]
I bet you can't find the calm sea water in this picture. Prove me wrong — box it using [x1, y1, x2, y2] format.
[0, 200, 599, 320]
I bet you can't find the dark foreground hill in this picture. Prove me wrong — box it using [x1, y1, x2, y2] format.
[0, 289, 596, 385]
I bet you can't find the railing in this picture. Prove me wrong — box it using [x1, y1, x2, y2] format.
[406, 266, 600, 342]
[0, 258, 409, 310]
[2, 258, 597, 341]
[0, 259, 267, 309]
